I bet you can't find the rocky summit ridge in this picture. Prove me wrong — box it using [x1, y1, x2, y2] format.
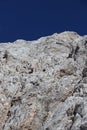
[0, 31, 87, 130]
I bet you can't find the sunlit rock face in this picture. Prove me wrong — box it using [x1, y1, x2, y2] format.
[0, 31, 87, 130]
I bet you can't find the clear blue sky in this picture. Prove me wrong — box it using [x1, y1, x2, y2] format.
[0, 0, 87, 42]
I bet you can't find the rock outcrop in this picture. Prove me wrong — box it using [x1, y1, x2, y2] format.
[0, 31, 87, 130]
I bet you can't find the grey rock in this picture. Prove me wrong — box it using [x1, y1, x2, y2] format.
[0, 31, 87, 130]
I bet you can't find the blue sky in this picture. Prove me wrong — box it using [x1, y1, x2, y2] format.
[0, 0, 87, 42]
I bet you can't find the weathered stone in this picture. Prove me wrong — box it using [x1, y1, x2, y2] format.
[0, 31, 87, 130]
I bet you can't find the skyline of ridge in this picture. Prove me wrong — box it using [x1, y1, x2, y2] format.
[0, 0, 87, 42]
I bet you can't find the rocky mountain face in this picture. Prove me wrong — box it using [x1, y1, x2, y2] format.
[0, 31, 87, 130]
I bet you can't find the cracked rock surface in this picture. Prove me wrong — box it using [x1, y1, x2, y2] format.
[0, 31, 87, 130]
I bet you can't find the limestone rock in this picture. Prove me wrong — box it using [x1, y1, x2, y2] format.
[0, 31, 87, 130]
